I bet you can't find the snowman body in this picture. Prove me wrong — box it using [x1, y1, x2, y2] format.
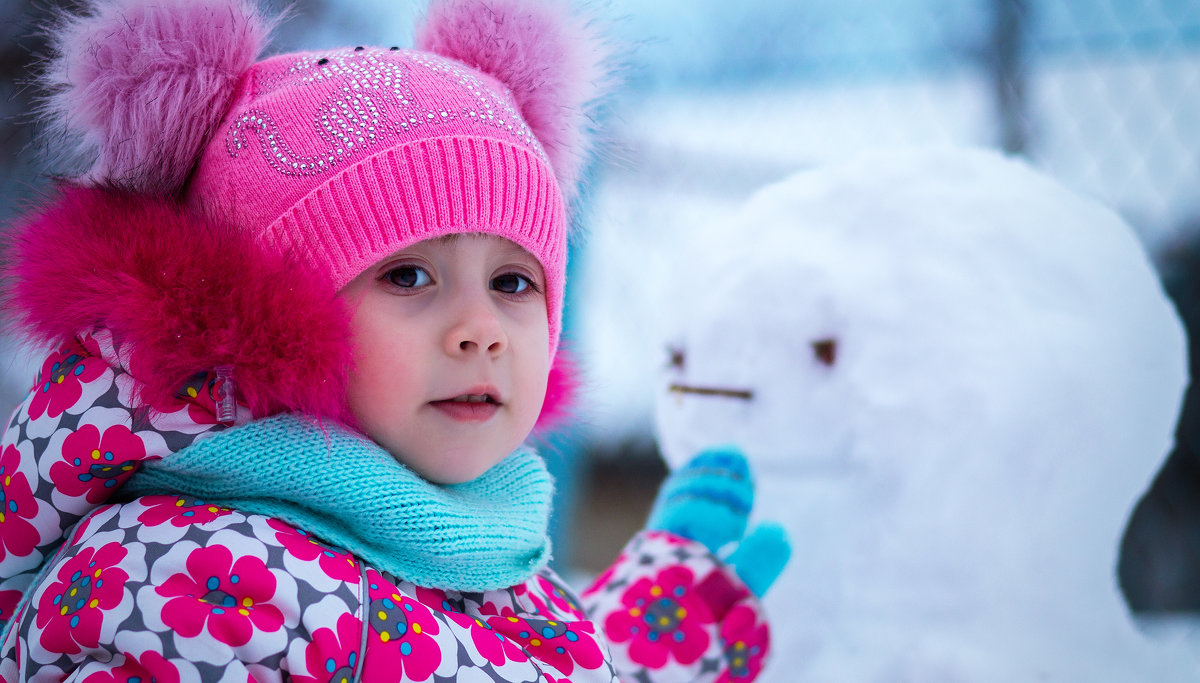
[655, 148, 1196, 681]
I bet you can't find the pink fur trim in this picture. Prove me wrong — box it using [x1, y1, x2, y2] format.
[416, 0, 616, 207]
[534, 349, 580, 433]
[5, 185, 354, 421]
[39, 0, 271, 195]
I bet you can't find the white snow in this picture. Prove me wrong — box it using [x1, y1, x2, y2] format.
[651, 147, 1195, 681]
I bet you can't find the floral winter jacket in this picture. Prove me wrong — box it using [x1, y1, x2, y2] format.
[0, 328, 773, 682]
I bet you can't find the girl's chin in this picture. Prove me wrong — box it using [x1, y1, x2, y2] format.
[401, 448, 509, 485]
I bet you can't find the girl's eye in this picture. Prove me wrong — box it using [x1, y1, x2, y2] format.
[385, 265, 432, 289]
[492, 272, 536, 295]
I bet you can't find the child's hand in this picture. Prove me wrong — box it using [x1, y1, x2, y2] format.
[646, 446, 791, 597]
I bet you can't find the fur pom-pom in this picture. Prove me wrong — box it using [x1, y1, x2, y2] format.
[39, 0, 272, 195]
[5, 185, 354, 422]
[416, 0, 615, 205]
[533, 348, 580, 433]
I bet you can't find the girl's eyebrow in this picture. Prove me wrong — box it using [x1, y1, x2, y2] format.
[401, 233, 539, 265]
[493, 240, 538, 262]
[502, 247, 538, 262]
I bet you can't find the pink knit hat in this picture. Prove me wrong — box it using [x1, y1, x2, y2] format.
[25, 0, 613, 426]
[190, 47, 565, 297]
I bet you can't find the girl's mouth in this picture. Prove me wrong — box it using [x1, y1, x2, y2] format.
[447, 394, 498, 404]
[430, 392, 501, 421]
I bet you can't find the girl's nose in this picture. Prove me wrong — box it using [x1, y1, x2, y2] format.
[445, 299, 508, 357]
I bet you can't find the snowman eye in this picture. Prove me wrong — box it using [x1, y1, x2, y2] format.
[667, 345, 686, 371]
[812, 338, 837, 367]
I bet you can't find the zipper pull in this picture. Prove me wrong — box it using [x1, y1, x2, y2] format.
[215, 365, 237, 424]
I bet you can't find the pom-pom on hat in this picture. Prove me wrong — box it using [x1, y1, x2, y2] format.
[38, 0, 273, 195]
[38, 0, 615, 358]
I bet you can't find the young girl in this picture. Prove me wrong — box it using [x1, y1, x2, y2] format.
[0, 0, 787, 681]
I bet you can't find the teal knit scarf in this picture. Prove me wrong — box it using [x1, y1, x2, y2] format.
[121, 414, 553, 591]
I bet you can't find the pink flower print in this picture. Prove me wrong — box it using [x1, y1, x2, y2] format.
[643, 530, 692, 547]
[177, 371, 222, 424]
[267, 519, 359, 583]
[29, 339, 107, 420]
[66, 504, 118, 548]
[417, 587, 528, 668]
[0, 589, 22, 621]
[162, 371, 223, 426]
[604, 566, 713, 668]
[580, 563, 619, 600]
[362, 573, 442, 682]
[0, 443, 41, 561]
[156, 545, 284, 647]
[132, 364, 230, 427]
[475, 597, 519, 620]
[526, 575, 587, 619]
[52, 424, 144, 503]
[35, 542, 129, 655]
[715, 605, 768, 683]
[489, 614, 604, 676]
[81, 650, 181, 683]
[137, 495, 232, 528]
[293, 612, 362, 683]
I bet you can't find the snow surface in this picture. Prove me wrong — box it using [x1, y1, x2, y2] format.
[651, 147, 1195, 681]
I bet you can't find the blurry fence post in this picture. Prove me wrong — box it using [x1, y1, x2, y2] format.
[992, 0, 1029, 154]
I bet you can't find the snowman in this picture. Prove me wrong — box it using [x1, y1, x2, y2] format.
[654, 147, 1197, 681]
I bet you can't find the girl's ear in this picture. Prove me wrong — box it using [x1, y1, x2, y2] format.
[533, 349, 580, 435]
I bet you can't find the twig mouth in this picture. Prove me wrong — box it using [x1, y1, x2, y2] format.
[668, 384, 754, 400]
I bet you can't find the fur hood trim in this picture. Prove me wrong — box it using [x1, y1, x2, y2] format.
[5, 184, 355, 422]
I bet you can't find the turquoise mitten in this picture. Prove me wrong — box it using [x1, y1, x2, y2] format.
[647, 446, 791, 597]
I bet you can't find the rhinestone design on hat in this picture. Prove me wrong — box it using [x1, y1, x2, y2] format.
[226, 47, 546, 178]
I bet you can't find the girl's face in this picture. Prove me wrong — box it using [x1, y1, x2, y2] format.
[340, 234, 550, 484]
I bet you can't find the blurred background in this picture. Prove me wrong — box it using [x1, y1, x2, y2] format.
[1, 0, 1199, 613]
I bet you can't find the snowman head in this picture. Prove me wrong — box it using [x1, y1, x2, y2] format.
[655, 147, 1184, 538]
[657, 249, 855, 474]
